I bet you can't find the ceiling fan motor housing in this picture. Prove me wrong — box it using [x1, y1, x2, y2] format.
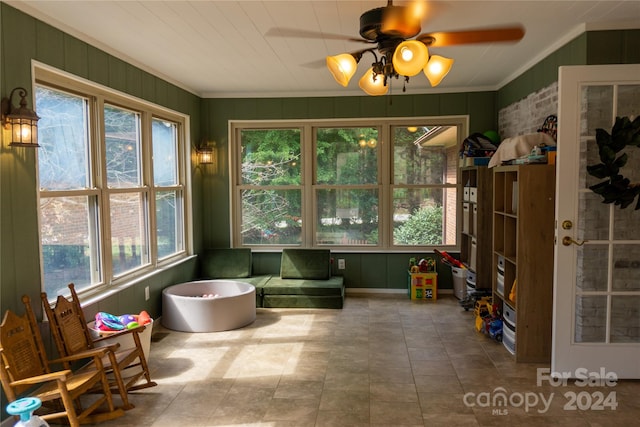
[359, 5, 421, 41]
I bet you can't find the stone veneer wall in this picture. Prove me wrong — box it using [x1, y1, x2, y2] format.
[498, 82, 558, 140]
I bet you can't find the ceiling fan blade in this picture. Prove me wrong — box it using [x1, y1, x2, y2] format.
[265, 27, 370, 44]
[417, 26, 525, 47]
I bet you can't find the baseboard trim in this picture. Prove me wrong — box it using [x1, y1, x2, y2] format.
[345, 288, 453, 295]
[346, 288, 405, 295]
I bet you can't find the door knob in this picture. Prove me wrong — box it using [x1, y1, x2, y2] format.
[562, 236, 588, 246]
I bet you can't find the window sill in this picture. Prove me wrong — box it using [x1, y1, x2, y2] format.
[78, 254, 197, 307]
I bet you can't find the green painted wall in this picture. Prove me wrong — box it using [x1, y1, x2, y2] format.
[497, 29, 640, 109]
[0, 3, 201, 322]
[587, 29, 640, 64]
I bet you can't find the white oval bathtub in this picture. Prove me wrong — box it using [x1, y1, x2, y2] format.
[162, 280, 256, 332]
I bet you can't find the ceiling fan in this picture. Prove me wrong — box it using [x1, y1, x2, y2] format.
[266, 0, 525, 95]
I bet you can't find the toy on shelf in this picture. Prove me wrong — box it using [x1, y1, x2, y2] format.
[509, 279, 517, 303]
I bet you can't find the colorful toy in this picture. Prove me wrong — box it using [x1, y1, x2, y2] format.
[6, 397, 50, 427]
[509, 279, 517, 303]
[119, 314, 137, 326]
[418, 258, 436, 272]
[433, 249, 465, 269]
[473, 300, 503, 342]
[409, 257, 419, 273]
[488, 318, 503, 342]
[138, 310, 152, 326]
[95, 312, 125, 331]
[473, 296, 492, 331]
[95, 310, 152, 332]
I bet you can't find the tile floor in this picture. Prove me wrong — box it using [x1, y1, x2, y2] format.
[97, 294, 639, 426]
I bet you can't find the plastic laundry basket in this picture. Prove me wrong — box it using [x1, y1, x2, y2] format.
[451, 266, 468, 300]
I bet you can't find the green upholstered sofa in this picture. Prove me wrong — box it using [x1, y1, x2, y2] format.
[200, 248, 271, 306]
[201, 248, 344, 309]
[258, 249, 345, 309]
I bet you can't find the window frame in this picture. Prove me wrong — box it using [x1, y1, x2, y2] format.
[35, 64, 192, 300]
[230, 116, 467, 251]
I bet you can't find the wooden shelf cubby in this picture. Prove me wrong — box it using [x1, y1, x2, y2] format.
[460, 166, 493, 291]
[492, 164, 556, 363]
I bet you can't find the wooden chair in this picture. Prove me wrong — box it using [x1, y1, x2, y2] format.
[0, 296, 124, 427]
[41, 283, 156, 411]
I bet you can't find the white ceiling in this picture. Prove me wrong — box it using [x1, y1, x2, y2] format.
[8, 1, 640, 98]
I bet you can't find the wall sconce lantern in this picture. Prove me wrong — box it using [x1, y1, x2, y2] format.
[197, 141, 216, 166]
[2, 87, 40, 147]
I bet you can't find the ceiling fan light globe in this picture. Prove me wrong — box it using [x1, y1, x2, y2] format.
[392, 40, 429, 77]
[358, 68, 389, 96]
[327, 54, 358, 87]
[424, 55, 454, 87]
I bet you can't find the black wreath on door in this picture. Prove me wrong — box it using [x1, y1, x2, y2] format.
[587, 116, 640, 210]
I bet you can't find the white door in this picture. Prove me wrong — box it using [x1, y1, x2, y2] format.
[553, 64, 640, 379]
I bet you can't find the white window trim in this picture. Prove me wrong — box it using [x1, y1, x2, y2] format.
[229, 116, 467, 252]
[33, 62, 193, 300]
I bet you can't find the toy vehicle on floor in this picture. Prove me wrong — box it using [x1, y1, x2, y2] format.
[488, 318, 503, 342]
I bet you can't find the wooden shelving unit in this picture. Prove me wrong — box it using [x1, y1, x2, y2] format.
[460, 166, 493, 291]
[492, 164, 556, 363]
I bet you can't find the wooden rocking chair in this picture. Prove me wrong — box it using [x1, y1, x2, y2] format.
[0, 296, 124, 427]
[41, 284, 157, 411]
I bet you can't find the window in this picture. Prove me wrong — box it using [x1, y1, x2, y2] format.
[231, 118, 464, 250]
[239, 128, 302, 245]
[36, 69, 189, 298]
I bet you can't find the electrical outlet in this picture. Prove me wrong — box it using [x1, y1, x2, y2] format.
[338, 259, 345, 270]
[145, 286, 150, 301]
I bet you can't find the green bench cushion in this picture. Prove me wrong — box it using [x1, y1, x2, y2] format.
[280, 249, 331, 280]
[202, 248, 252, 278]
[263, 295, 344, 309]
[261, 277, 344, 296]
[241, 275, 272, 287]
